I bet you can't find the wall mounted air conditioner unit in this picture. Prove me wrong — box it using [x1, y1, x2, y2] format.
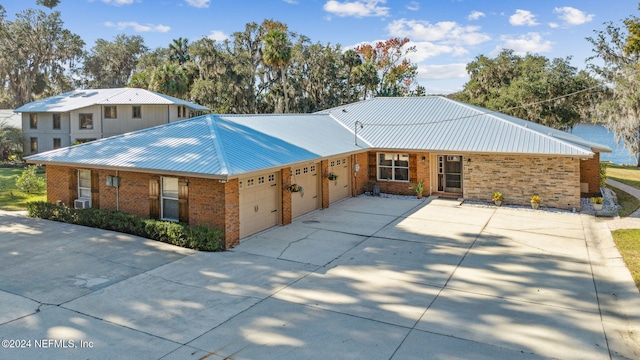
[74, 199, 91, 209]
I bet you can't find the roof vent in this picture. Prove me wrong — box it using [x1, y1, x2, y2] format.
[83, 92, 98, 98]
[342, 109, 347, 113]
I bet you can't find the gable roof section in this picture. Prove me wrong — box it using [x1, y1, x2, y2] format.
[15, 88, 209, 113]
[319, 96, 611, 156]
[25, 114, 367, 177]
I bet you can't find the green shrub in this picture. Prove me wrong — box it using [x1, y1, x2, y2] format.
[15, 165, 46, 193]
[27, 201, 224, 251]
[600, 162, 608, 188]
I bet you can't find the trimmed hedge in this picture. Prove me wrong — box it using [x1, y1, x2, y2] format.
[27, 201, 224, 251]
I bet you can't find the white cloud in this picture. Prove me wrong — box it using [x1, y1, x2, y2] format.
[323, 0, 389, 18]
[495, 32, 552, 55]
[207, 30, 229, 41]
[387, 19, 491, 46]
[549, 22, 559, 29]
[468, 11, 485, 21]
[185, 0, 210, 8]
[418, 63, 468, 80]
[509, 9, 539, 26]
[104, 21, 171, 33]
[406, 1, 419, 11]
[554, 6, 594, 26]
[101, 0, 138, 5]
[283, 0, 298, 3]
[409, 42, 462, 62]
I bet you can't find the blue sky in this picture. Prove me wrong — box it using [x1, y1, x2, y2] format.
[3, 0, 637, 94]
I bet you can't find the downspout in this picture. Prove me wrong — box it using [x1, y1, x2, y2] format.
[100, 105, 104, 139]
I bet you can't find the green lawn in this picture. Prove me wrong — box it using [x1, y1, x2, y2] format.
[606, 164, 640, 291]
[0, 167, 46, 211]
[607, 164, 640, 189]
[612, 229, 640, 291]
[608, 185, 640, 217]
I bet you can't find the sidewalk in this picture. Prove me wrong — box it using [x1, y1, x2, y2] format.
[603, 179, 640, 230]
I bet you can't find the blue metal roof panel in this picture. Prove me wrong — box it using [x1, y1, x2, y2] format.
[26, 117, 224, 175]
[25, 114, 367, 177]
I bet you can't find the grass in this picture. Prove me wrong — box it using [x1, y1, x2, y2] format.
[606, 163, 640, 291]
[608, 185, 640, 217]
[0, 167, 46, 211]
[612, 229, 640, 291]
[606, 164, 640, 189]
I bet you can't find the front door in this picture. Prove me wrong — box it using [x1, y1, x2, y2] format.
[438, 155, 463, 193]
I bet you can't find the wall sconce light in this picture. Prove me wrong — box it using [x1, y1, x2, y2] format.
[466, 158, 471, 164]
[421, 156, 426, 164]
[218, 179, 227, 183]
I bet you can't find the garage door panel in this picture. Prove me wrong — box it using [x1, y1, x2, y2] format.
[239, 173, 279, 238]
[329, 157, 350, 204]
[292, 164, 319, 218]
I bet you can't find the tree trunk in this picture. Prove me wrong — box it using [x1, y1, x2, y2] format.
[282, 67, 288, 113]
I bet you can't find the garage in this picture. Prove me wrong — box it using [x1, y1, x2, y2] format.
[239, 172, 279, 238]
[328, 156, 350, 203]
[291, 163, 320, 218]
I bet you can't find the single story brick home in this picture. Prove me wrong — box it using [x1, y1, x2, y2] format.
[25, 96, 610, 248]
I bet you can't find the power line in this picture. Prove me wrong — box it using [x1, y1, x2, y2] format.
[355, 84, 603, 127]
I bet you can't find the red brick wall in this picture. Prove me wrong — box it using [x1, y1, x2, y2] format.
[580, 153, 600, 194]
[364, 151, 431, 196]
[353, 152, 369, 196]
[321, 160, 329, 209]
[46, 165, 72, 205]
[281, 168, 292, 225]
[223, 179, 239, 248]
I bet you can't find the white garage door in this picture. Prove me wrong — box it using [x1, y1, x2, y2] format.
[328, 157, 350, 204]
[291, 164, 319, 218]
[239, 173, 279, 238]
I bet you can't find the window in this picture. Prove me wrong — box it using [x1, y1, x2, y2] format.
[132, 106, 142, 119]
[268, 174, 275, 182]
[53, 114, 61, 129]
[30, 137, 38, 153]
[161, 177, 179, 221]
[74, 138, 96, 144]
[79, 113, 93, 129]
[378, 153, 409, 182]
[104, 106, 117, 119]
[310, 165, 316, 172]
[295, 168, 301, 175]
[53, 138, 61, 149]
[29, 114, 37, 129]
[246, 178, 254, 187]
[258, 176, 265, 184]
[78, 169, 91, 199]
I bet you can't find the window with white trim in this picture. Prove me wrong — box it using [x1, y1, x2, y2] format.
[53, 114, 61, 129]
[78, 169, 92, 199]
[161, 177, 179, 221]
[29, 114, 37, 129]
[378, 153, 409, 182]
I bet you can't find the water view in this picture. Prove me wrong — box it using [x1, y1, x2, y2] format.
[570, 123, 636, 165]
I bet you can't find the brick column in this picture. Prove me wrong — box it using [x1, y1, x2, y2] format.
[223, 179, 240, 248]
[321, 160, 329, 209]
[281, 168, 292, 225]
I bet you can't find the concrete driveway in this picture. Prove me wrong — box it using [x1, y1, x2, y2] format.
[1, 197, 639, 359]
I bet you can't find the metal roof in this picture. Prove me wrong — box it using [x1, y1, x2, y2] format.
[15, 88, 209, 113]
[319, 96, 611, 156]
[25, 114, 367, 177]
